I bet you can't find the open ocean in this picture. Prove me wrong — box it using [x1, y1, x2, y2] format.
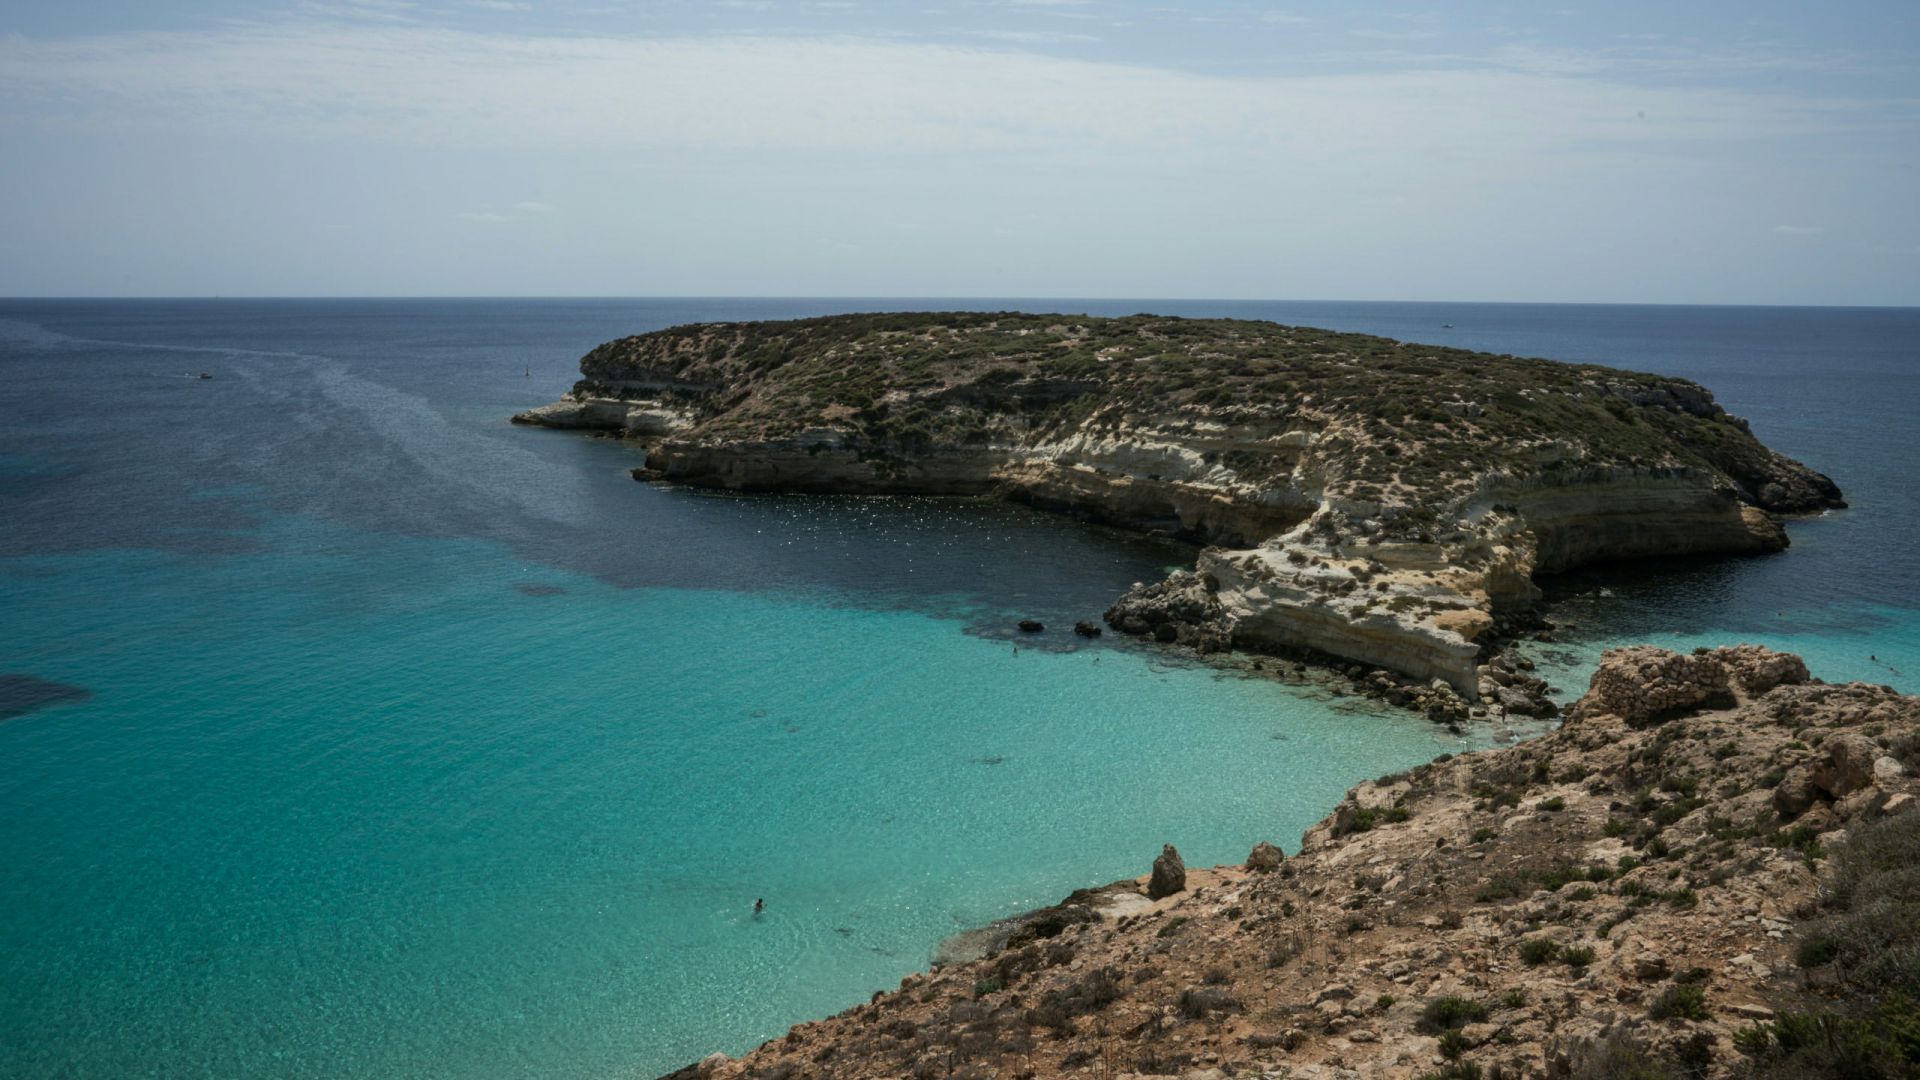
[1, 298, 1915, 1078]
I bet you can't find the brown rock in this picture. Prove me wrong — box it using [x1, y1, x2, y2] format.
[1148, 844, 1187, 899]
[1772, 765, 1822, 818]
[1246, 841, 1285, 872]
[1628, 954, 1670, 981]
[1711, 644, 1810, 696]
[1814, 733, 1880, 797]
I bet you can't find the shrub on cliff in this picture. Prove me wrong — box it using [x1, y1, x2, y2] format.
[1419, 996, 1490, 1032]
[1799, 807, 1920, 995]
[1025, 966, 1122, 1032]
[1743, 806, 1920, 1079]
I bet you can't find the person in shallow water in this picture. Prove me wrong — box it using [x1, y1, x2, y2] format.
[753, 898, 765, 916]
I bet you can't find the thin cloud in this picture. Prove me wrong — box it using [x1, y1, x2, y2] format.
[1772, 224, 1826, 235]
[0, 23, 1888, 158]
[296, 0, 420, 21]
[973, 30, 1098, 44]
[460, 202, 554, 221]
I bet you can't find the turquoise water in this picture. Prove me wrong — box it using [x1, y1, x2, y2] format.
[0, 516, 1469, 1077]
[1, 299, 1915, 1077]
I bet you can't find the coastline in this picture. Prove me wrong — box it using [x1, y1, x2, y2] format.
[516, 312, 1843, 726]
[662, 645, 1919, 1080]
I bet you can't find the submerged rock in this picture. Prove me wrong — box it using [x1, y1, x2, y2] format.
[1017, 619, 1044, 633]
[0, 674, 92, 722]
[1072, 620, 1102, 637]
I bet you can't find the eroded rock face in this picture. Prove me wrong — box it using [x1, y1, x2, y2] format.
[1147, 844, 1186, 900]
[518, 313, 1843, 693]
[512, 398, 694, 436]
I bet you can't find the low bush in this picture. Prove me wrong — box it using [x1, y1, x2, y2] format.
[1420, 996, 1490, 1032]
[1737, 999, 1920, 1079]
[1800, 807, 1920, 994]
[1649, 984, 1710, 1022]
[1025, 967, 1122, 1031]
[1520, 938, 1561, 966]
[1175, 986, 1240, 1020]
[1569, 1033, 1679, 1080]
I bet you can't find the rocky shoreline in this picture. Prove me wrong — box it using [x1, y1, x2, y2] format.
[661, 646, 1919, 1080]
[514, 312, 1842, 716]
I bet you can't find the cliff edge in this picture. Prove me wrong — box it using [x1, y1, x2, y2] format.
[663, 646, 1920, 1080]
[514, 313, 1842, 699]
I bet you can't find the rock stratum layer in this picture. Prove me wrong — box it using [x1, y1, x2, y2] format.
[666, 647, 1920, 1080]
[514, 313, 1842, 698]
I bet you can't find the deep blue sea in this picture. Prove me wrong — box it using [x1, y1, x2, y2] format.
[1, 298, 1915, 1078]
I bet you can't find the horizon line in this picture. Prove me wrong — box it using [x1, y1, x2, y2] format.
[4, 295, 1917, 311]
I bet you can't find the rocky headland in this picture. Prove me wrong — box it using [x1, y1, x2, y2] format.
[664, 646, 1920, 1080]
[515, 312, 1841, 712]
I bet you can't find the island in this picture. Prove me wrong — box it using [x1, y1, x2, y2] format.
[514, 312, 1842, 715]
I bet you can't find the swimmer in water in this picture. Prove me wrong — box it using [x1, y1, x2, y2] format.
[753, 898, 765, 916]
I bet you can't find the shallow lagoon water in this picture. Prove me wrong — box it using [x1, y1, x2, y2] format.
[0, 518, 1476, 1078]
[0, 298, 1915, 1077]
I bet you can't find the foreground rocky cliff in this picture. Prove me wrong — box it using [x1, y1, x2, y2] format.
[666, 647, 1919, 1080]
[515, 313, 1841, 699]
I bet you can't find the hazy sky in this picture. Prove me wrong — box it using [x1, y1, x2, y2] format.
[2, 1, 1916, 303]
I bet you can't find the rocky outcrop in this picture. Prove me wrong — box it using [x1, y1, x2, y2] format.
[1146, 844, 1186, 899]
[1244, 840, 1284, 872]
[1102, 570, 1231, 653]
[671, 648, 1919, 1080]
[511, 397, 694, 436]
[516, 313, 1844, 695]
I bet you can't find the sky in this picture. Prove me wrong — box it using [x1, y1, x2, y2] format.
[1, 0, 1916, 303]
